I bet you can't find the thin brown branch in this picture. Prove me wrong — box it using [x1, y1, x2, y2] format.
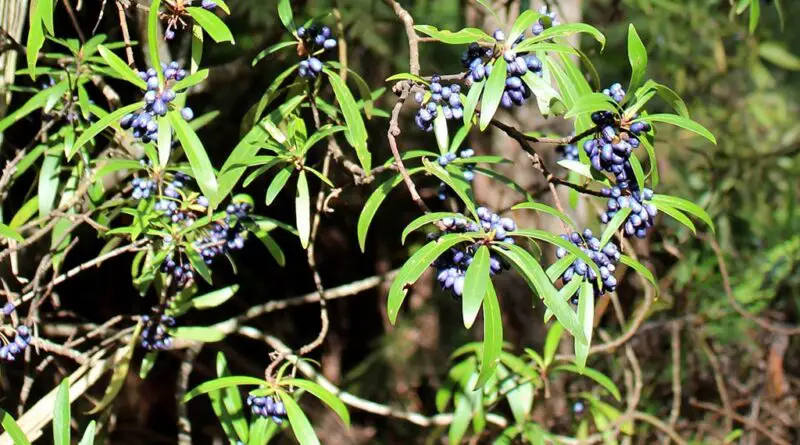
[689, 399, 791, 445]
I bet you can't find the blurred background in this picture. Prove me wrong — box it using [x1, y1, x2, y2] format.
[1, 0, 800, 443]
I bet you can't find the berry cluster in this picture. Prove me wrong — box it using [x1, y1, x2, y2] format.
[0, 326, 32, 363]
[583, 84, 650, 190]
[557, 142, 579, 162]
[435, 149, 476, 200]
[131, 177, 157, 200]
[600, 186, 657, 238]
[296, 25, 337, 79]
[161, 250, 196, 288]
[140, 312, 175, 351]
[246, 395, 288, 424]
[413, 75, 463, 131]
[531, 6, 559, 36]
[556, 229, 620, 302]
[432, 208, 515, 298]
[164, 0, 216, 40]
[603, 82, 626, 103]
[121, 63, 194, 143]
[195, 202, 251, 265]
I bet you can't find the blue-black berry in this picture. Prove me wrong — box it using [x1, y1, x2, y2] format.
[555, 229, 620, 299]
[246, 395, 288, 424]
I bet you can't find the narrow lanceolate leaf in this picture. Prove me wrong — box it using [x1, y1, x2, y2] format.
[280, 379, 350, 427]
[170, 111, 220, 206]
[158, 116, 172, 167]
[626, 24, 647, 101]
[599, 208, 632, 247]
[38, 152, 60, 217]
[252, 41, 297, 66]
[413, 25, 494, 45]
[295, 170, 311, 249]
[172, 326, 226, 342]
[26, 1, 44, 79]
[387, 234, 473, 324]
[463, 245, 490, 329]
[543, 322, 564, 367]
[357, 168, 424, 252]
[434, 105, 449, 154]
[640, 135, 659, 186]
[266, 165, 293, 205]
[508, 10, 542, 43]
[39, 0, 54, 34]
[191, 285, 239, 309]
[448, 395, 473, 445]
[463, 79, 484, 125]
[214, 353, 249, 443]
[637, 114, 716, 144]
[148, 0, 164, 84]
[54, 379, 70, 445]
[78, 421, 96, 445]
[552, 365, 621, 401]
[186, 247, 213, 284]
[98, 45, 147, 89]
[651, 194, 714, 231]
[656, 202, 696, 234]
[191, 23, 203, 74]
[187, 7, 235, 43]
[0, 223, 23, 242]
[480, 58, 507, 131]
[277, 391, 321, 445]
[1, 409, 31, 445]
[71, 102, 143, 158]
[401, 212, 467, 245]
[277, 0, 295, 34]
[0, 79, 68, 133]
[324, 69, 370, 174]
[89, 323, 141, 414]
[574, 281, 594, 370]
[172, 68, 209, 92]
[475, 280, 503, 389]
[619, 255, 658, 290]
[512, 201, 575, 228]
[511, 229, 600, 279]
[424, 159, 478, 220]
[184, 376, 267, 402]
[629, 155, 645, 193]
[492, 244, 586, 344]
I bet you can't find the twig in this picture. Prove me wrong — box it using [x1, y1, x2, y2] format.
[632, 411, 688, 445]
[696, 331, 733, 434]
[665, 321, 682, 444]
[176, 344, 203, 445]
[689, 399, 791, 445]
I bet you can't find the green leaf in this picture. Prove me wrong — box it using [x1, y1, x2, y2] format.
[10, 197, 39, 228]
[532, 23, 605, 49]
[187, 7, 235, 43]
[184, 376, 267, 403]
[553, 365, 621, 401]
[265, 165, 293, 205]
[557, 160, 593, 179]
[191, 285, 238, 310]
[599, 208, 631, 248]
[148, 0, 163, 85]
[463, 245, 490, 329]
[191, 23, 203, 74]
[186, 247, 213, 284]
[512, 201, 574, 228]
[77, 421, 96, 445]
[401, 212, 466, 244]
[295, 170, 311, 249]
[513, 229, 600, 281]
[250, 226, 286, 266]
[480, 58, 507, 130]
[88, 323, 140, 413]
[1, 409, 31, 445]
[280, 379, 350, 427]
[214, 353, 249, 443]
[413, 25, 494, 44]
[385, 73, 426, 83]
[172, 68, 209, 92]
[357, 168, 423, 251]
[618, 255, 657, 290]
[651, 194, 714, 231]
[71, 102, 143, 158]
[54, 379, 70, 445]
[637, 114, 716, 144]
[629, 155, 645, 193]
[574, 282, 594, 369]
[26, 2, 44, 80]
[277, 391, 320, 445]
[521, 70, 562, 116]
[749, 0, 760, 33]
[656, 202, 696, 234]
[758, 42, 800, 70]
[172, 326, 226, 342]
[39, 0, 54, 34]
[324, 69, 370, 174]
[97, 45, 147, 89]
[626, 24, 647, 101]
[564, 92, 618, 119]
[301, 125, 345, 155]
[543, 322, 564, 367]
[424, 159, 478, 220]
[277, 0, 295, 34]
[508, 10, 542, 43]
[640, 135, 659, 187]
[491, 244, 585, 344]
[0, 223, 23, 242]
[0, 80, 68, 133]
[387, 233, 473, 324]
[463, 79, 484, 125]
[157, 115, 172, 167]
[475, 280, 502, 389]
[170, 111, 220, 206]
[252, 41, 297, 66]
[434, 105, 449, 155]
[448, 395, 473, 445]
[38, 152, 60, 217]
